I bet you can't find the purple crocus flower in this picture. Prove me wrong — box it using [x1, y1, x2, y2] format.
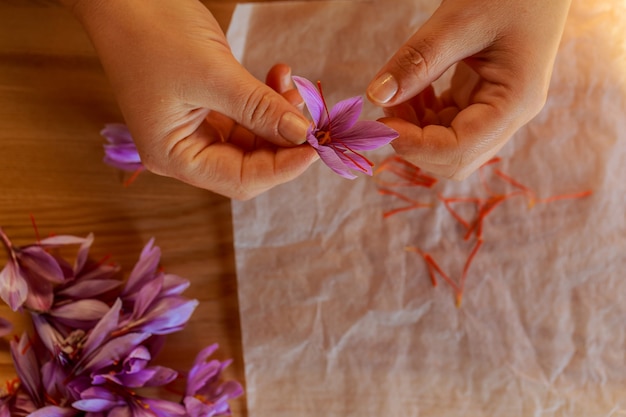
[292, 76, 398, 179]
[101, 123, 143, 172]
[73, 385, 187, 416]
[10, 333, 43, 407]
[117, 239, 198, 336]
[0, 229, 93, 312]
[183, 344, 243, 417]
[90, 345, 178, 388]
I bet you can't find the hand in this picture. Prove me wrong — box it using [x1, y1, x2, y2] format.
[65, 0, 317, 199]
[366, 0, 572, 179]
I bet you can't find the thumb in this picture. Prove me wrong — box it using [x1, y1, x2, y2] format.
[206, 56, 311, 147]
[367, 6, 494, 107]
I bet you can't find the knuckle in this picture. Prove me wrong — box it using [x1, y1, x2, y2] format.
[240, 85, 275, 128]
[396, 38, 436, 77]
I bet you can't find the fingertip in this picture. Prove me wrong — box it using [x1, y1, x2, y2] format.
[282, 89, 304, 109]
[266, 63, 293, 94]
[278, 112, 310, 145]
[367, 72, 399, 105]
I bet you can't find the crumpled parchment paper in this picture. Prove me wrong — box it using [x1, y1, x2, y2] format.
[228, 1, 626, 416]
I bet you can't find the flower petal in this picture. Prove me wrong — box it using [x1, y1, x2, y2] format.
[81, 332, 151, 373]
[19, 246, 65, 283]
[328, 96, 362, 134]
[24, 277, 54, 312]
[32, 313, 63, 353]
[39, 234, 89, 247]
[334, 120, 399, 150]
[141, 398, 187, 417]
[131, 274, 163, 319]
[81, 298, 122, 359]
[315, 145, 357, 179]
[123, 239, 160, 297]
[10, 333, 42, 406]
[0, 261, 28, 311]
[336, 151, 373, 176]
[74, 233, 94, 274]
[292, 76, 327, 127]
[56, 279, 122, 299]
[137, 297, 199, 335]
[27, 406, 78, 417]
[161, 273, 190, 296]
[50, 299, 110, 322]
[100, 123, 134, 145]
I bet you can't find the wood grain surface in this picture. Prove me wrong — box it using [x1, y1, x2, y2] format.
[0, 1, 269, 414]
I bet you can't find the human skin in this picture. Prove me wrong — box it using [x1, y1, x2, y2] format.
[367, 0, 573, 179]
[61, 0, 317, 200]
[61, 0, 572, 193]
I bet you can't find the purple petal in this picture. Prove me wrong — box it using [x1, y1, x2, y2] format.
[74, 233, 94, 273]
[81, 298, 123, 359]
[292, 76, 327, 127]
[115, 365, 177, 388]
[131, 275, 163, 319]
[24, 277, 54, 312]
[76, 263, 120, 282]
[103, 156, 144, 172]
[103, 144, 141, 162]
[27, 406, 78, 417]
[138, 297, 199, 335]
[39, 234, 89, 247]
[191, 343, 219, 370]
[328, 96, 363, 134]
[41, 360, 71, 401]
[184, 396, 211, 417]
[334, 120, 399, 150]
[81, 332, 151, 373]
[50, 299, 110, 322]
[218, 380, 245, 400]
[141, 365, 178, 387]
[161, 273, 190, 296]
[336, 151, 373, 176]
[123, 239, 160, 297]
[72, 398, 118, 412]
[10, 333, 42, 406]
[19, 246, 65, 283]
[316, 145, 357, 179]
[100, 123, 134, 145]
[0, 261, 28, 311]
[56, 279, 122, 299]
[141, 398, 187, 417]
[125, 345, 151, 370]
[32, 313, 63, 353]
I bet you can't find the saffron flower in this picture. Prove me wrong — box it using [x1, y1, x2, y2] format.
[101, 123, 143, 172]
[0, 227, 243, 416]
[292, 76, 398, 179]
[0, 228, 93, 312]
[184, 344, 244, 417]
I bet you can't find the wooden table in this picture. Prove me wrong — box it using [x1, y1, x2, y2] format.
[0, 1, 255, 414]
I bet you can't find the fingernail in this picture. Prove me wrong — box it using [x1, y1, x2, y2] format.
[280, 67, 293, 92]
[279, 112, 310, 144]
[367, 72, 398, 104]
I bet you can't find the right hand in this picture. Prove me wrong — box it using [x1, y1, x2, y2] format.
[66, 0, 317, 199]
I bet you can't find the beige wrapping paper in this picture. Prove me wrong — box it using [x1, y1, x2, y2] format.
[228, 1, 626, 415]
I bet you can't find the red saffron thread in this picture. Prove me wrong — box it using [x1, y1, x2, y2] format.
[29, 213, 41, 244]
[123, 168, 143, 187]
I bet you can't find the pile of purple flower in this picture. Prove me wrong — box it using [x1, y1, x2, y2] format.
[0, 227, 243, 417]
